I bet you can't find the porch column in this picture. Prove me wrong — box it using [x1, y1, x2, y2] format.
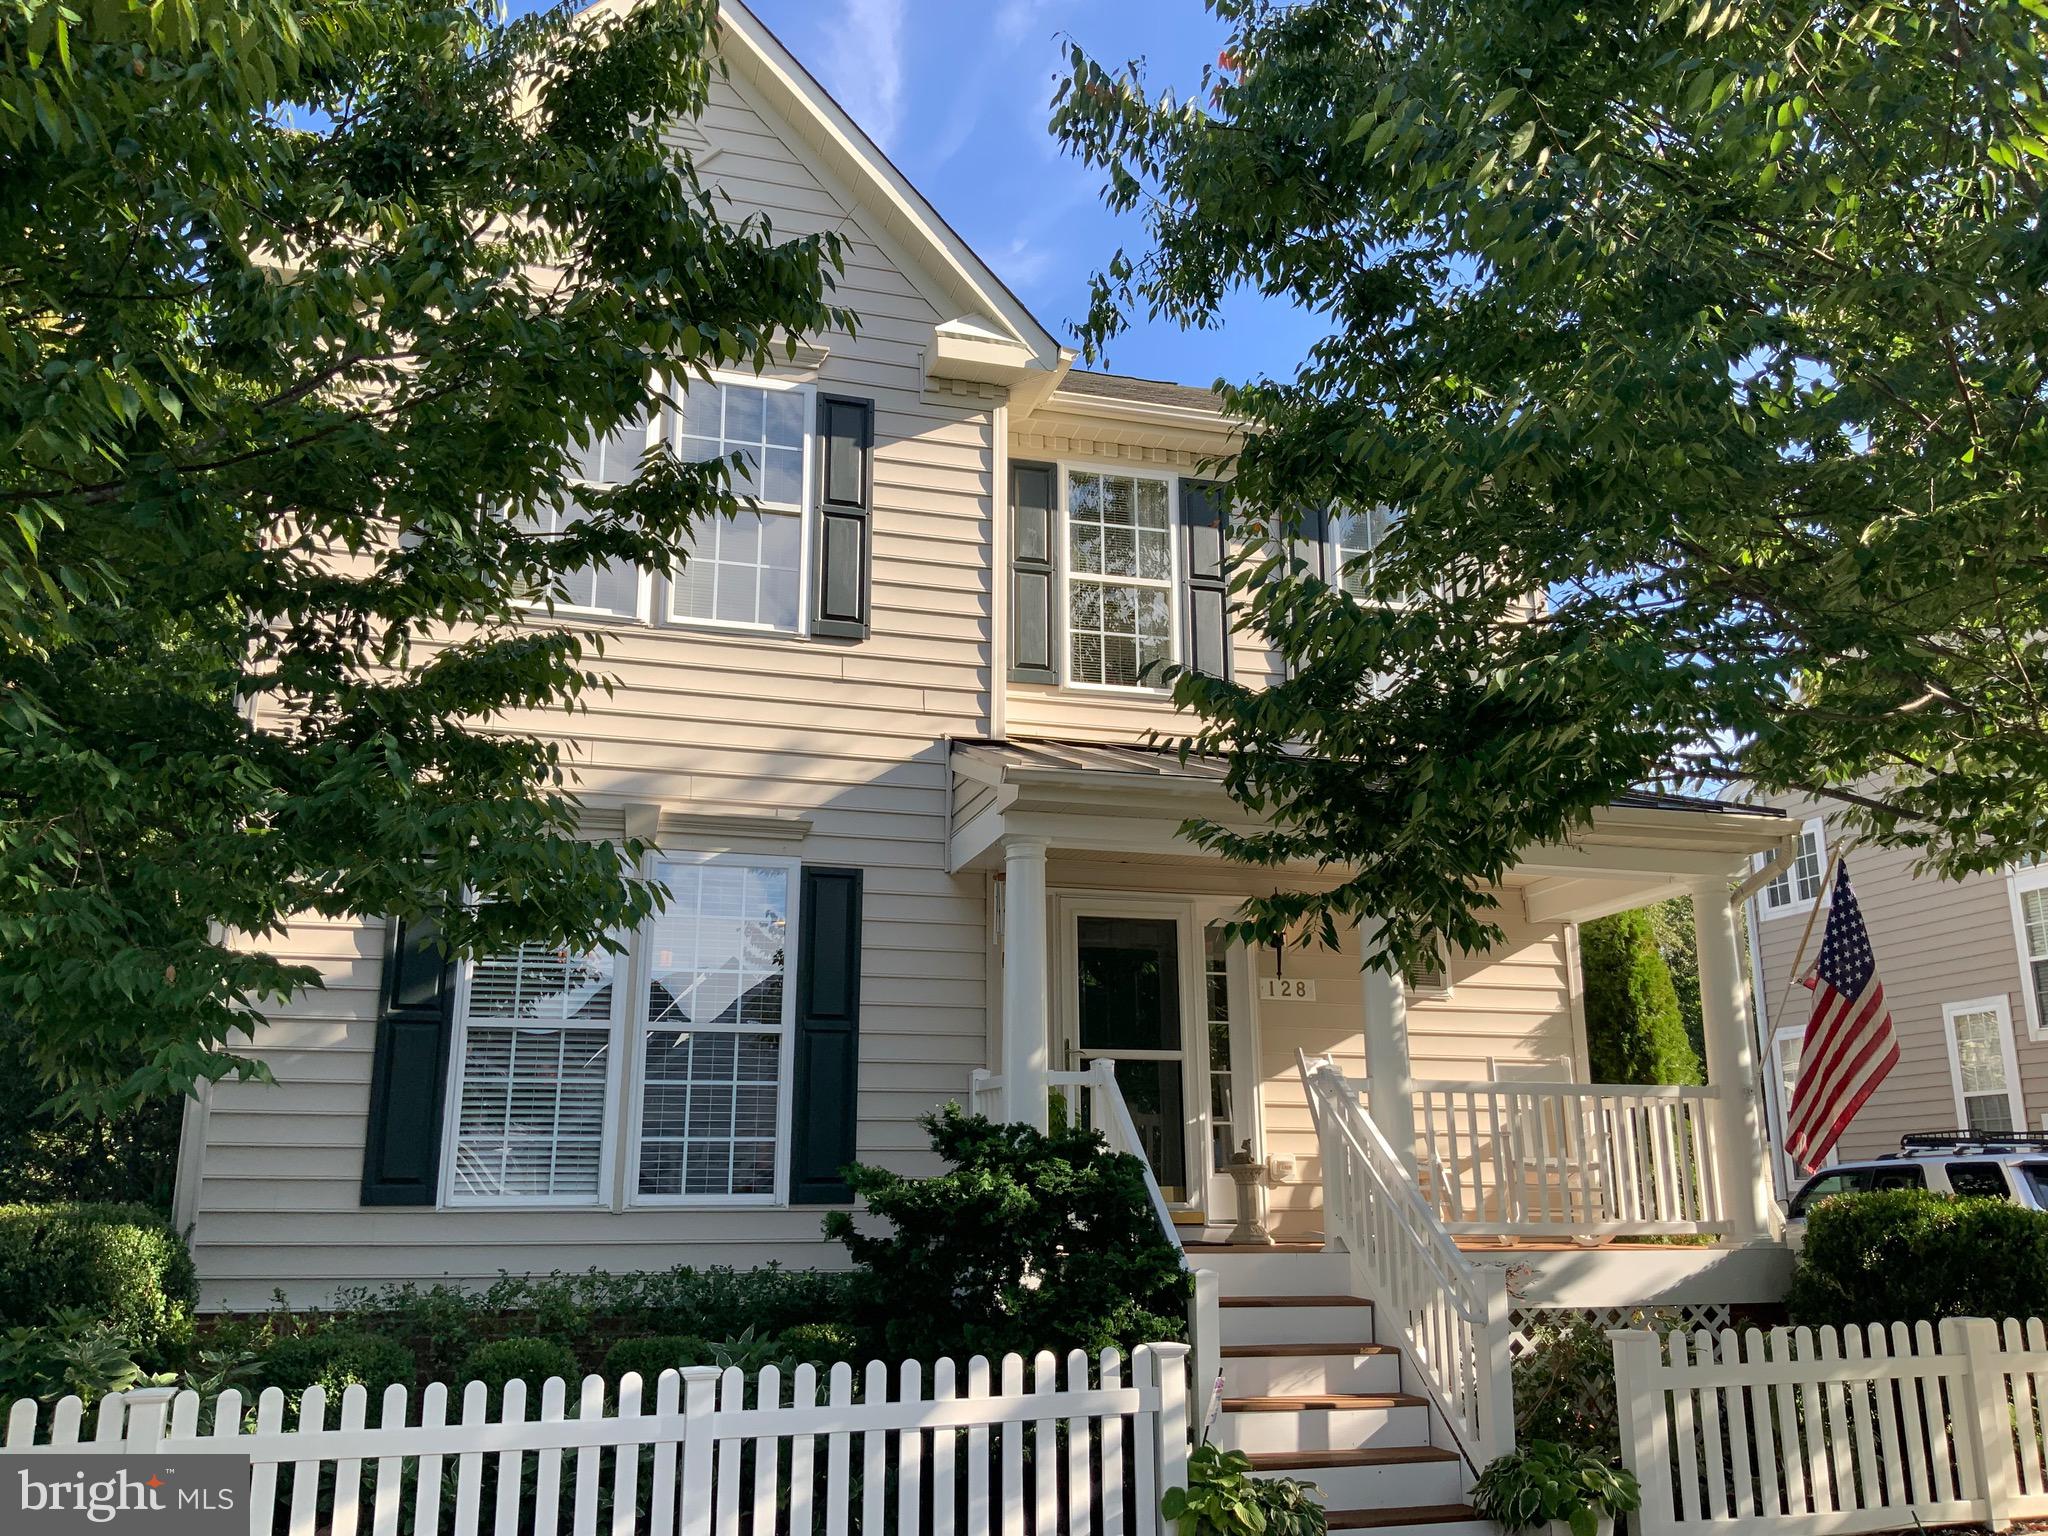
[1360, 920, 1417, 1174]
[1692, 874, 1776, 1241]
[1001, 836, 1051, 1132]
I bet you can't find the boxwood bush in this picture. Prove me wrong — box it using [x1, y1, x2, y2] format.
[1787, 1189, 2048, 1326]
[600, 1334, 713, 1383]
[261, 1331, 416, 1407]
[458, 1337, 578, 1395]
[0, 1203, 195, 1365]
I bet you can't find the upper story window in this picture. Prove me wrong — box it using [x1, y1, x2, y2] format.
[671, 380, 811, 633]
[1066, 469, 1176, 688]
[2009, 856, 2048, 1040]
[1760, 817, 1826, 917]
[1327, 506, 1399, 599]
[530, 417, 653, 620]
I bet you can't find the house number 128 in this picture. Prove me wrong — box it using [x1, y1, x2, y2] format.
[1258, 977, 1317, 1002]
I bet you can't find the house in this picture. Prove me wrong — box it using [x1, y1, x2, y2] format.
[168, 1, 1804, 1515]
[1746, 794, 2048, 1196]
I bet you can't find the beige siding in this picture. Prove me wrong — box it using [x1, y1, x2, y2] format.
[1751, 794, 2040, 1165]
[183, 71, 1001, 1311]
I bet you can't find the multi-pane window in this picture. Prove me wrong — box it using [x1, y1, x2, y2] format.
[670, 381, 808, 632]
[1946, 999, 2019, 1134]
[444, 855, 797, 1207]
[526, 417, 649, 618]
[1204, 923, 1235, 1173]
[1327, 506, 1398, 598]
[448, 941, 619, 1202]
[1762, 820, 1826, 913]
[2021, 888, 2048, 1031]
[635, 858, 792, 1200]
[1067, 470, 1174, 687]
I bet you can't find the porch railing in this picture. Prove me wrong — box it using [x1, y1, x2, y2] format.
[967, 1063, 1223, 1438]
[1300, 1051, 1514, 1470]
[1412, 1080, 1726, 1238]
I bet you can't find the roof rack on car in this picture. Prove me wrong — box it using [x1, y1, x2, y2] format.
[1891, 1130, 2048, 1155]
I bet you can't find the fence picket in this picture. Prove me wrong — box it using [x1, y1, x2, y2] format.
[930, 1358, 957, 1536]
[715, 1367, 743, 1536]
[789, 1363, 818, 1536]
[451, 1379, 486, 1536]
[1667, 1330, 1700, 1523]
[1065, 1349, 1093, 1536]
[998, 1354, 1025, 1536]
[750, 1365, 780, 1536]
[863, 1361, 889, 1536]
[1099, 1350, 1125, 1536]
[371, 1384, 407, 1536]
[5, 1397, 34, 1447]
[532, 1376, 566, 1536]
[569, 1376, 601, 1536]
[1032, 1352, 1059, 1536]
[331, 1383, 369, 1536]
[649, 1370, 680, 1536]
[824, 1362, 853, 1536]
[966, 1356, 992, 1536]
[1863, 1326, 1906, 1511]
[251, 1386, 287, 1536]
[1884, 1322, 1932, 1506]
[614, 1371, 646, 1536]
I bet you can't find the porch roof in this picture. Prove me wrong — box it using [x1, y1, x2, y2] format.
[947, 735, 1792, 921]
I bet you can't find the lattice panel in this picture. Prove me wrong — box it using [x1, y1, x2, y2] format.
[1507, 1303, 1733, 1359]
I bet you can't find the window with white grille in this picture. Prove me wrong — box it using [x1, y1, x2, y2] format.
[518, 416, 650, 619]
[668, 381, 809, 633]
[1065, 469, 1175, 688]
[1761, 818, 1826, 915]
[1944, 996, 2021, 1135]
[1327, 506, 1399, 598]
[634, 857, 794, 1201]
[448, 940, 620, 1203]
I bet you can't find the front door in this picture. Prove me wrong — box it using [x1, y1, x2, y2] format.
[1068, 912, 1195, 1203]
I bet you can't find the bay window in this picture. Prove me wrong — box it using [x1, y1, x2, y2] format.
[1066, 468, 1175, 688]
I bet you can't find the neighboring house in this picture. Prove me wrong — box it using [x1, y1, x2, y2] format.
[1747, 794, 2048, 1196]
[171, 0, 1798, 1328]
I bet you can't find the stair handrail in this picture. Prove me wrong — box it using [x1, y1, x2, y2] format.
[1298, 1049, 1515, 1470]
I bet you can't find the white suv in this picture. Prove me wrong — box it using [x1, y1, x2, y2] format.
[1785, 1132, 2048, 1237]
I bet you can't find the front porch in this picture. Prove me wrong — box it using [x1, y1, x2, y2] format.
[947, 736, 1798, 1253]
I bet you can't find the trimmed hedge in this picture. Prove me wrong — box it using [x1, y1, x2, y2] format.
[1787, 1189, 2048, 1326]
[458, 1337, 577, 1395]
[601, 1334, 713, 1383]
[0, 1203, 195, 1365]
[261, 1331, 416, 1403]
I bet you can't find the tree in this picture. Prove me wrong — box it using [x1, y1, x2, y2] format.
[1645, 895, 1705, 1064]
[0, 0, 853, 1114]
[1579, 909, 1702, 1087]
[1051, 0, 2048, 972]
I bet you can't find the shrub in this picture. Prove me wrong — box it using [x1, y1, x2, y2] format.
[0, 1203, 195, 1365]
[1581, 909, 1702, 1086]
[601, 1334, 714, 1384]
[777, 1322, 860, 1365]
[458, 1338, 577, 1396]
[1162, 1443, 1325, 1536]
[826, 1107, 1191, 1363]
[1787, 1189, 2048, 1326]
[260, 1331, 415, 1409]
[1513, 1308, 1688, 1457]
[0, 1307, 167, 1406]
[1472, 1440, 1641, 1535]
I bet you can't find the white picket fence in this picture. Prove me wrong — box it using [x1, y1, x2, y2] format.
[1613, 1318, 2048, 1536]
[3, 1343, 1190, 1536]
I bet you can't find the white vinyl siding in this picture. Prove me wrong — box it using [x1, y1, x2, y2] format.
[1761, 818, 1827, 916]
[1944, 995, 2023, 1135]
[1065, 469, 1174, 688]
[670, 379, 811, 633]
[634, 857, 795, 1202]
[448, 941, 622, 1204]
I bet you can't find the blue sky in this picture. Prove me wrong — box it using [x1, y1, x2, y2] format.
[529, 0, 1325, 390]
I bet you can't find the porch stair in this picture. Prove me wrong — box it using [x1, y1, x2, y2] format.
[1192, 1245, 1496, 1536]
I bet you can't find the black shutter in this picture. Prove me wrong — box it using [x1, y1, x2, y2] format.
[1180, 479, 1232, 680]
[360, 914, 458, 1206]
[1289, 505, 1330, 582]
[813, 394, 875, 640]
[1009, 461, 1059, 683]
[789, 867, 864, 1203]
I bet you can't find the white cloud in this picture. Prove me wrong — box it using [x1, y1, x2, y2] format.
[815, 0, 909, 154]
[992, 233, 1058, 294]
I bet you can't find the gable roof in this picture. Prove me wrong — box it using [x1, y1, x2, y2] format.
[1059, 370, 1226, 413]
[712, 1, 1065, 387]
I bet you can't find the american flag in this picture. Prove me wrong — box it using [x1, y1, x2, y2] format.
[1785, 862, 1899, 1172]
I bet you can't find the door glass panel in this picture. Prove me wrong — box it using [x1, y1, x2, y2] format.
[1076, 917, 1180, 1052]
[1108, 1059, 1188, 1202]
[1205, 923, 1236, 1172]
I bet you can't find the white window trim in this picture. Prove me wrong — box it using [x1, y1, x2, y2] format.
[659, 373, 817, 641]
[1756, 816, 1828, 920]
[1941, 993, 2025, 1135]
[439, 932, 630, 1210]
[520, 411, 660, 624]
[1055, 460, 1182, 694]
[623, 850, 802, 1209]
[2007, 860, 2048, 1041]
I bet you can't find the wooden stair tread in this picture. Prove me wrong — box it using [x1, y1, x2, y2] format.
[1219, 1294, 1372, 1308]
[1186, 1241, 1329, 1253]
[1327, 1505, 1480, 1529]
[1219, 1342, 1395, 1358]
[1222, 1393, 1425, 1412]
[1247, 1446, 1461, 1470]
